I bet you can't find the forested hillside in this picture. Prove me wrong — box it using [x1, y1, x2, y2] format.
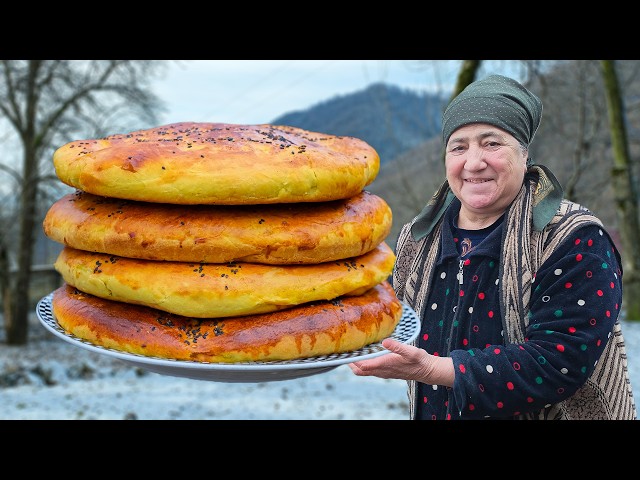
[273, 83, 446, 165]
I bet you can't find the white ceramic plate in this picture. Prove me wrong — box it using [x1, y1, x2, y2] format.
[36, 293, 420, 383]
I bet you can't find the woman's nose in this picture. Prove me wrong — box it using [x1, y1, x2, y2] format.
[464, 146, 486, 170]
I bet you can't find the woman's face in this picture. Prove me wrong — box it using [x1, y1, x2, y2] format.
[445, 123, 528, 224]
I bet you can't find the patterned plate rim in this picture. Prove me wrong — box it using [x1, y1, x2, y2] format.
[36, 292, 420, 372]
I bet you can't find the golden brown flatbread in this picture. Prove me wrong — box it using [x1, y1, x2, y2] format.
[52, 122, 380, 205]
[52, 281, 403, 363]
[43, 190, 392, 264]
[54, 243, 396, 318]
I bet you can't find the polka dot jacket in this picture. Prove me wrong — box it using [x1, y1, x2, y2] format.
[414, 203, 623, 420]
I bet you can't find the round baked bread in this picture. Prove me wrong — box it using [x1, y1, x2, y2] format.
[43, 190, 392, 264]
[51, 281, 403, 363]
[52, 122, 380, 205]
[54, 243, 396, 318]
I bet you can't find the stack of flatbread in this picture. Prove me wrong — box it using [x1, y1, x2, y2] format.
[43, 122, 403, 363]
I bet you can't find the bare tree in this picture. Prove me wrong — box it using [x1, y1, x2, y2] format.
[0, 60, 170, 345]
[600, 60, 640, 321]
[438, 60, 482, 164]
[563, 64, 591, 200]
[450, 60, 481, 102]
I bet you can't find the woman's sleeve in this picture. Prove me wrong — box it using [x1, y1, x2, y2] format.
[449, 224, 623, 419]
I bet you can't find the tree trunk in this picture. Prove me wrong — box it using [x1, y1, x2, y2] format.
[441, 60, 482, 163]
[0, 243, 10, 327]
[5, 61, 40, 345]
[7, 147, 38, 345]
[600, 60, 640, 321]
[450, 60, 481, 102]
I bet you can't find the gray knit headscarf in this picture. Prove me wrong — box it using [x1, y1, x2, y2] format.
[410, 74, 562, 241]
[442, 74, 543, 151]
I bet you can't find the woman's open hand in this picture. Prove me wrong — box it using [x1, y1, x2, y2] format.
[348, 338, 455, 387]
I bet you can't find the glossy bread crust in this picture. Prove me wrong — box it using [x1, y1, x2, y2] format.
[43, 190, 392, 264]
[52, 122, 380, 205]
[52, 281, 403, 363]
[54, 243, 396, 318]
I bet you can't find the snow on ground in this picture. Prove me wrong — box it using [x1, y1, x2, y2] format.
[0, 313, 409, 420]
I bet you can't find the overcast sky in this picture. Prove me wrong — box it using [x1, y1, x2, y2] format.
[150, 60, 526, 126]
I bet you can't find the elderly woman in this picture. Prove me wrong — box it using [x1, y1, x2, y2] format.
[349, 74, 637, 420]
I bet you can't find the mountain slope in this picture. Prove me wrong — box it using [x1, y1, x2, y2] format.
[272, 82, 446, 164]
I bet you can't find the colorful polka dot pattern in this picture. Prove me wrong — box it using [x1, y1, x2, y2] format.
[416, 222, 622, 420]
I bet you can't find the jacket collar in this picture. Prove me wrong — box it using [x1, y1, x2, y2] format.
[438, 198, 504, 263]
